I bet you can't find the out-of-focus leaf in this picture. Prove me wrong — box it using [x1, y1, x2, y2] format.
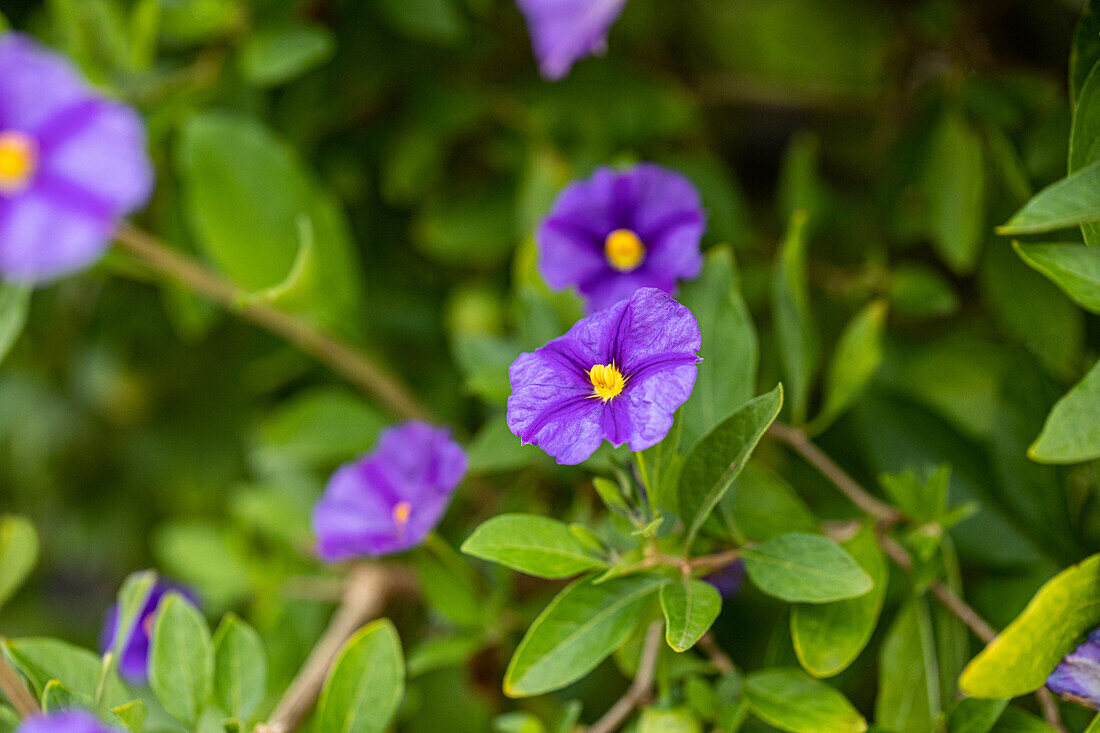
[742, 533, 872, 604]
[1014, 242, 1100, 313]
[1072, 2, 1100, 104]
[678, 246, 759, 450]
[875, 601, 939, 733]
[1029, 360, 1100, 464]
[638, 707, 702, 733]
[493, 712, 547, 733]
[416, 542, 485, 629]
[406, 633, 482, 678]
[318, 619, 404, 733]
[504, 575, 666, 698]
[212, 614, 266, 722]
[153, 522, 253, 611]
[0, 515, 37, 609]
[466, 415, 548, 474]
[2, 639, 128, 706]
[239, 25, 335, 86]
[887, 265, 959, 319]
[0, 283, 30, 368]
[742, 668, 867, 733]
[1069, 60, 1100, 245]
[960, 553, 1100, 698]
[108, 570, 157, 663]
[660, 579, 722, 653]
[772, 212, 817, 423]
[679, 386, 783, 547]
[159, 0, 242, 42]
[790, 526, 887, 677]
[810, 300, 887, 433]
[922, 110, 986, 273]
[415, 188, 516, 268]
[989, 708, 1058, 732]
[150, 593, 213, 726]
[462, 514, 608, 578]
[998, 160, 1100, 235]
[41, 680, 87, 712]
[720, 461, 818, 543]
[947, 698, 1007, 733]
[375, 0, 466, 45]
[110, 701, 146, 733]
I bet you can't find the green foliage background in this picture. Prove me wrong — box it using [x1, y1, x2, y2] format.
[2, 0, 1100, 731]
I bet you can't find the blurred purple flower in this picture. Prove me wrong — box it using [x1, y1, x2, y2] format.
[704, 560, 745, 598]
[507, 287, 700, 465]
[515, 0, 627, 81]
[0, 33, 153, 283]
[100, 578, 197, 684]
[537, 164, 705, 312]
[1048, 627, 1100, 706]
[313, 422, 468, 561]
[17, 711, 120, 733]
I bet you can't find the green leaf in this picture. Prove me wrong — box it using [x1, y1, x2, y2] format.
[150, 593, 213, 726]
[461, 514, 607, 579]
[504, 575, 666, 698]
[41, 680, 89, 712]
[660, 579, 722, 653]
[1014, 242, 1100, 313]
[0, 515, 37, 609]
[887, 264, 959, 318]
[318, 619, 404, 733]
[790, 525, 887, 677]
[961, 553, 1100, 698]
[947, 698, 1007, 733]
[990, 708, 1058, 732]
[110, 700, 147, 733]
[1029, 359, 1100, 464]
[875, 600, 939, 733]
[742, 533, 873, 603]
[921, 110, 986, 273]
[212, 614, 266, 722]
[375, 0, 466, 45]
[238, 25, 335, 86]
[719, 461, 818, 543]
[1072, 3, 1100, 105]
[810, 300, 887, 433]
[742, 668, 867, 733]
[108, 570, 158, 664]
[678, 246, 759, 449]
[493, 712, 548, 733]
[415, 542, 485, 628]
[0, 283, 30, 368]
[2, 638, 128, 707]
[638, 707, 702, 733]
[999, 160, 1100, 235]
[772, 211, 817, 424]
[679, 386, 784, 548]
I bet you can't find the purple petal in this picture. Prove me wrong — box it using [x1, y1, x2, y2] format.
[515, 0, 627, 80]
[611, 288, 702, 373]
[100, 578, 198, 684]
[16, 711, 121, 733]
[0, 34, 90, 132]
[0, 188, 114, 282]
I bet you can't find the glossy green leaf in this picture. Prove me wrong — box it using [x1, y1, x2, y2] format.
[110, 700, 147, 733]
[678, 246, 759, 449]
[108, 570, 158, 663]
[1014, 242, 1100, 313]
[811, 300, 887, 433]
[772, 211, 817, 423]
[0, 283, 30, 369]
[461, 514, 607, 578]
[41, 680, 88, 712]
[790, 525, 887, 677]
[1070, 59, 1100, 245]
[0, 515, 37, 609]
[2, 638, 128, 706]
[638, 707, 702, 733]
[875, 601, 939, 733]
[998, 160, 1100, 235]
[742, 668, 867, 733]
[212, 613, 266, 722]
[660, 579, 722, 653]
[504, 575, 665, 697]
[960, 553, 1100, 698]
[1029, 359, 1100, 464]
[947, 698, 1007, 733]
[742, 533, 873, 603]
[922, 110, 986, 272]
[239, 25, 335, 86]
[318, 619, 404, 733]
[150, 593, 213, 726]
[680, 385, 783, 548]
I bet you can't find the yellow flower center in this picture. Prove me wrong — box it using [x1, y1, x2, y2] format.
[0, 131, 37, 194]
[604, 229, 645, 272]
[392, 500, 412, 526]
[588, 363, 626, 402]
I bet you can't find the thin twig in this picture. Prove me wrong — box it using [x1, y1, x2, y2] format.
[114, 225, 432, 423]
[698, 632, 734, 675]
[255, 565, 407, 733]
[0, 652, 40, 718]
[586, 622, 663, 733]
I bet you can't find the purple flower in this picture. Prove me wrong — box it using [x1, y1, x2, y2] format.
[16, 711, 120, 733]
[1048, 627, 1100, 706]
[100, 578, 197, 684]
[0, 33, 153, 283]
[312, 422, 468, 561]
[507, 287, 701, 465]
[516, 0, 627, 81]
[704, 560, 745, 598]
[538, 164, 705, 312]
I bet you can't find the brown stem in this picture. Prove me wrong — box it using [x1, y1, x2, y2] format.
[0, 652, 40, 718]
[255, 565, 406, 733]
[698, 632, 734, 675]
[586, 622, 663, 733]
[113, 225, 432, 423]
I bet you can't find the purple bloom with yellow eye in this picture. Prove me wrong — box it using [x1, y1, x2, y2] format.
[538, 164, 705, 313]
[516, 0, 627, 81]
[1047, 627, 1100, 707]
[99, 578, 197, 684]
[312, 422, 468, 561]
[16, 711, 121, 733]
[0, 33, 153, 283]
[507, 287, 701, 465]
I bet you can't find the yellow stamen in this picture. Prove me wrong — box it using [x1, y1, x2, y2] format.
[604, 229, 645, 272]
[392, 501, 412, 525]
[588, 363, 626, 402]
[0, 131, 37, 194]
